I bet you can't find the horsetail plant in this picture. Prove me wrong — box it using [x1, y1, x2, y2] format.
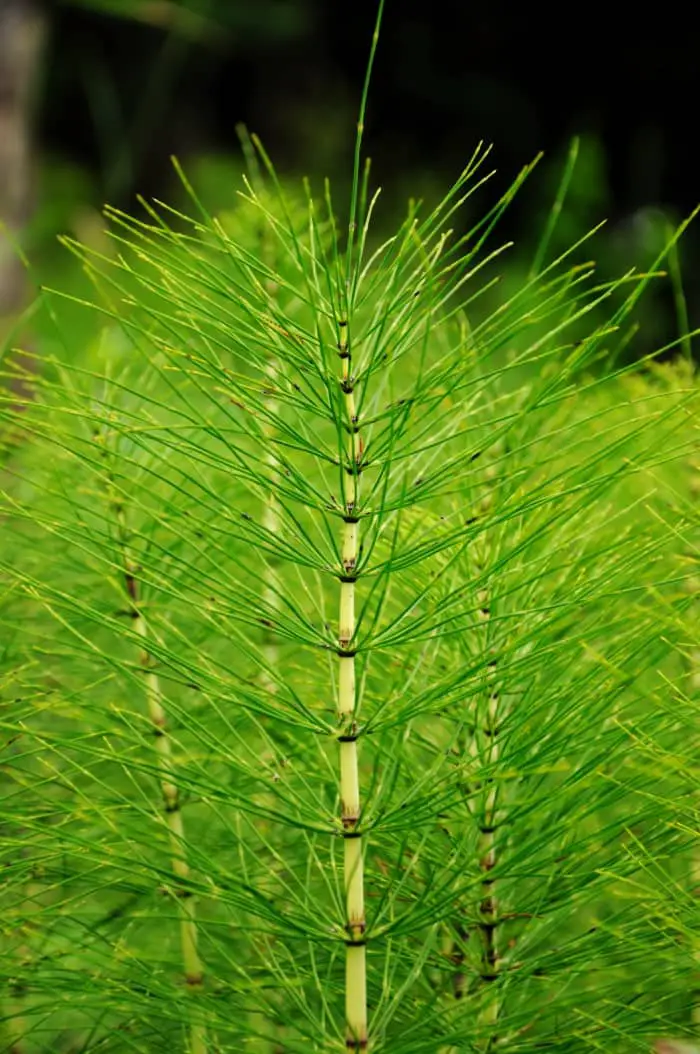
[236, 126, 285, 699]
[1, 7, 700, 1050]
[100, 435, 207, 1054]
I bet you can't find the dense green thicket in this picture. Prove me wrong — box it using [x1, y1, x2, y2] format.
[1, 116, 699, 1054]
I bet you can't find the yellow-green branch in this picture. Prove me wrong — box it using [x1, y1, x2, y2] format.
[101, 446, 206, 1054]
[128, 573, 207, 1054]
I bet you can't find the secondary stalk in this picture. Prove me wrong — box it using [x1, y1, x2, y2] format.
[127, 571, 207, 1054]
[444, 472, 502, 1052]
[473, 473, 501, 1047]
[687, 454, 700, 1029]
[260, 231, 280, 695]
[102, 449, 206, 1054]
[336, 319, 368, 1050]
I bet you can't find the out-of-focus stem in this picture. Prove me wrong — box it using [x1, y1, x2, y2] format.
[687, 454, 700, 1029]
[101, 446, 206, 1054]
[444, 464, 502, 1053]
[473, 473, 501, 1049]
[261, 354, 280, 692]
[127, 572, 207, 1054]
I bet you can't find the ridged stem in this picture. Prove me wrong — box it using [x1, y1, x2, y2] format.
[128, 574, 207, 1054]
[337, 318, 368, 1050]
[258, 231, 284, 1054]
[443, 470, 501, 1052]
[473, 474, 501, 1048]
[261, 355, 281, 692]
[261, 247, 280, 695]
[102, 453, 206, 1054]
[687, 454, 700, 1029]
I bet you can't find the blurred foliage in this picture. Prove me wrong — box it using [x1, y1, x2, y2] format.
[58, 0, 313, 41]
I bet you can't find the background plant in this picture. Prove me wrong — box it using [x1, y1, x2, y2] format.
[0, 62, 699, 1053]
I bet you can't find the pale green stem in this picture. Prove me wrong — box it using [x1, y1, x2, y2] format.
[260, 238, 280, 693]
[473, 473, 501, 1048]
[260, 249, 284, 1054]
[259, 368, 283, 1054]
[337, 319, 368, 1050]
[261, 356, 280, 693]
[103, 455, 206, 1054]
[687, 455, 700, 1030]
[442, 470, 501, 1054]
[131, 586, 207, 1054]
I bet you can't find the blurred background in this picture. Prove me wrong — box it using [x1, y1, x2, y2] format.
[1, 0, 698, 364]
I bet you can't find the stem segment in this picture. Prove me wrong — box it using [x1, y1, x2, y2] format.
[474, 473, 501, 1048]
[261, 354, 281, 690]
[444, 471, 502, 1052]
[102, 448, 206, 1054]
[337, 319, 368, 1050]
[129, 576, 207, 1054]
[687, 453, 700, 1029]
[260, 211, 281, 696]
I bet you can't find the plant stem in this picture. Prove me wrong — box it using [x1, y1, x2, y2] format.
[444, 467, 502, 1051]
[686, 452, 700, 1030]
[102, 450, 206, 1054]
[261, 315, 280, 691]
[260, 216, 284, 1054]
[128, 573, 207, 1054]
[336, 318, 368, 1050]
[473, 469, 501, 1049]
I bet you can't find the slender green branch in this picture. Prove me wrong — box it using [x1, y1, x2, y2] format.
[260, 206, 282, 695]
[473, 491, 501, 1047]
[101, 438, 207, 1054]
[444, 459, 503, 1051]
[460, 464, 503, 1050]
[129, 574, 207, 1054]
[686, 449, 700, 1030]
[346, 0, 386, 301]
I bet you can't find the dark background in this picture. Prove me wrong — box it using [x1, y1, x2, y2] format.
[2, 0, 699, 358]
[43, 2, 697, 219]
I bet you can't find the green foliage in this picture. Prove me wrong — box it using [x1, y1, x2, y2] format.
[0, 119, 699, 1054]
[59, 0, 310, 42]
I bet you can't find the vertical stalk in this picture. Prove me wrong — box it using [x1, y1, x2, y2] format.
[260, 276, 280, 694]
[127, 572, 207, 1054]
[260, 231, 284, 1054]
[261, 357, 283, 1054]
[443, 466, 502, 1052]
[336, 318, 368, 1050]
[687, 452, 700, 1030]
[473, 468, 501, 1048]
[101, 449, 206, 1054]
